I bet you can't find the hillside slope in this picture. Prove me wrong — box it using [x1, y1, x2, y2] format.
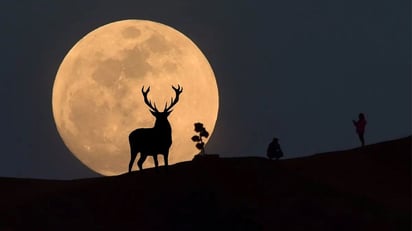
[0, 137, 410, 230]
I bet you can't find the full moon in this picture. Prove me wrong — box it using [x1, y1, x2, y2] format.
[52, 20, 219, 176]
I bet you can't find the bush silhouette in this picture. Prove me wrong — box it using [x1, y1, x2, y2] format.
[191, 122, 209, 154]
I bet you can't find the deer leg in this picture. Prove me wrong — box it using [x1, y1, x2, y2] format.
[137, 154, 147, 171]
[153, 155, 159, 169]
[163, 152, 169, 168]
[129, 151, 138, 173]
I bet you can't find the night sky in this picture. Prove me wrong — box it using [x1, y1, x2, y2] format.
[1, 0, 410, 179]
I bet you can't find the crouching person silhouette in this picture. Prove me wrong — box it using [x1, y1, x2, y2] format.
[267, 138, 283, 160]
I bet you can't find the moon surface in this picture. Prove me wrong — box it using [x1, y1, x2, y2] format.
[52, 20, 219, 176]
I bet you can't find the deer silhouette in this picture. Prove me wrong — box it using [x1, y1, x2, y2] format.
[128, 85, 183, 172]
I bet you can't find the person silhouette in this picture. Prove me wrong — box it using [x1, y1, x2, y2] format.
[267, 138, 283, 160]
[352, 113, 367, 146]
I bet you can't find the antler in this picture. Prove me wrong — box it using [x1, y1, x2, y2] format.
[164, 85, 183, 112]
[141, 86, 159, 113]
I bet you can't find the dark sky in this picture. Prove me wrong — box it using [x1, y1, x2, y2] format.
[1, 0, 410, 179]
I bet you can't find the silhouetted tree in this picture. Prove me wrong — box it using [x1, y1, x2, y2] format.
[352, 113, 367, 147]
[267, 138, 283, 160]
[128, 85, 183, 172]
[191, 122, 209, 155]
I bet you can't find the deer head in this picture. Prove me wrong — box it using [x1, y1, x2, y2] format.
[141, 85, 183, 122]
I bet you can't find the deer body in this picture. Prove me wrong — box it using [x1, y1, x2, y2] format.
[128, 85, 182, 172]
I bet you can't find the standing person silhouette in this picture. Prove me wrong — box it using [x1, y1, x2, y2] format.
[267, 138, 283, 160]
[353, 113, 367, 146]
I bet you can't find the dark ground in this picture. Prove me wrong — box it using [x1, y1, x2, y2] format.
[0, 136, 410, 230]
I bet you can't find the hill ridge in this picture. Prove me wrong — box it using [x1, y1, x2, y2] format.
[0, 136, 410, 230]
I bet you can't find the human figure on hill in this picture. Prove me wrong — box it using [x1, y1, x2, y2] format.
[353, 113, 367, 147]
[267, 138, 283, 160]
